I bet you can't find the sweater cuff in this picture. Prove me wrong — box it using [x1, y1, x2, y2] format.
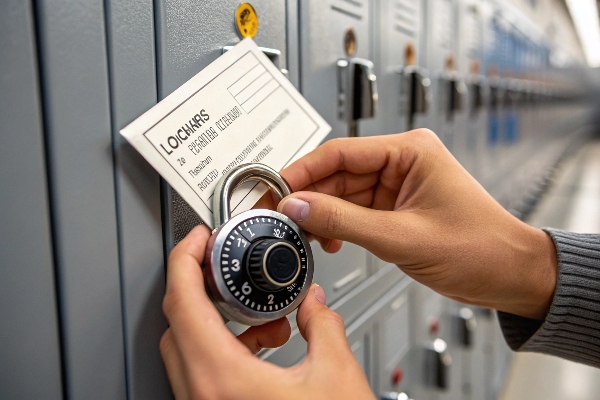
[497, 228, 600, 367]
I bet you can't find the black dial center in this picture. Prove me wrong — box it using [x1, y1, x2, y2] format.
[266, 246, 299, 283]
[248, 239, 300, 291]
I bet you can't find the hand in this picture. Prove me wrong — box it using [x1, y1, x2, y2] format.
[160, 225, 374, 400]
[276, 130, 558, 320]
[255, 190, 344, 254]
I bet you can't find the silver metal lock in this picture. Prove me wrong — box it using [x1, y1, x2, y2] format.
[445, 71, 467, 117]
[399, 65, 431, 130]
[469, 75, 486, 115]
[337, 57, 378, 137]
[455, 307, 477, 348]
[203, 163, 314, 326]
[380, 392, 413, 400]
[424, 338, 452, 390]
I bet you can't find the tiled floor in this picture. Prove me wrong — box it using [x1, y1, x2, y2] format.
[500, 139, 600, 399]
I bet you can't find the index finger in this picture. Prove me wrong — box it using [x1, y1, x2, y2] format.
[280, 135, 392, 191]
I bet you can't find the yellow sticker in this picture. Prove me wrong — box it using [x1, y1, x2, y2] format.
[235, 3, 259, 39]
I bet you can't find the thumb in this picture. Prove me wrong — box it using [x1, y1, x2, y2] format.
[296, 284, 354, 362]
[278, 191, 386, 246]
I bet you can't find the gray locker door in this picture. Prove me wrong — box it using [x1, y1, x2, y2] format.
[299, 0, 373, 139]
[454, 0, 486, 175]
[105, 1, 171, 398]
[376, 287, 412, 396]
[298, 0, 372, 304]
[0, 2, 63, 398]
[35, 1, 127, 398]
[363, 0, 423, 138]
[155, 0, 287, 101]
[409, 284, 448, 400]
[154, 0, 288, 248]
[422, 0, 458, 140]
[363, 0, 425, 272]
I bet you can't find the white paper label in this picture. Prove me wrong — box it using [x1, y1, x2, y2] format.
[121, 38, 331, 228]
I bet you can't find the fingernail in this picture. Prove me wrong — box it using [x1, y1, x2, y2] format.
[314, 284, 326, 305]
[280, 198, 309, 222]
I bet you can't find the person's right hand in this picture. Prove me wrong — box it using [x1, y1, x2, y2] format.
[277, 130, 558, 320]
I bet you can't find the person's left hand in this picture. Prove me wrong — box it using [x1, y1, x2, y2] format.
[160, 225, 374, 400]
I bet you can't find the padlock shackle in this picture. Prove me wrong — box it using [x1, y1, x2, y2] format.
[213, 163, 292, 227]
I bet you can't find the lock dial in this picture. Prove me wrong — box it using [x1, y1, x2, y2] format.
[205, 209, 313, 326]
[219, 216, 308, 312]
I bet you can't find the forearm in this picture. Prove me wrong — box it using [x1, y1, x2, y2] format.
[491, 223, 558, 320]
[498, 229, 600, 367]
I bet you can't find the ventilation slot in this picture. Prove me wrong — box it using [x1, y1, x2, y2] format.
[436, 0, 454, 50]
[331, 0, 363, 21]
[394, 0, 418, 37]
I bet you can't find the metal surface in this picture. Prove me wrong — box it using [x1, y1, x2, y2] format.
[298, 0, 373, 303]
[35, 1, 126, 398]
[104, 0, 171, 398]
[299, 0, 373, 140]
[205, 209, 313, 326]
[212, 163, 292, 227]
[336, 57, 378, 132]
[0, 2, 62, 398]
[154, 0, 288, 250]
[425, 339, 452, 390]
[404, 66, 432, 129]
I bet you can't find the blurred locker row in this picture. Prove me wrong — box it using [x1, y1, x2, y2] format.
[0, 0, 595, 399]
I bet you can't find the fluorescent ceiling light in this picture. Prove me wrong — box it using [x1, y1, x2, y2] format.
[565, 0, 600, 67]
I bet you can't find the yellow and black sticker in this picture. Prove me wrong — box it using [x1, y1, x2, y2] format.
[235, 3, 259, 39]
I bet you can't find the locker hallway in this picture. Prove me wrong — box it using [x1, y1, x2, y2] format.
[501, 138, 600, 400]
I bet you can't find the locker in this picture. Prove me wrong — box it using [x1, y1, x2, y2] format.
[263, 264, 406, 367]
[298, 0, 376, 304]
[35, 1, 127, 397]
[375, 286, 414, 397]
[154, 0, 290, 250]
[409, 285, 454, 400]
[345, 277, 414, 395]
[0, 2, 63, 398]
[470, 307, 497, 400]
[347, 323, 374, 385]
[364, 0, 429, 273]
[444, 302, 478, 400]
[455, 0, 487, 178]
[365, 0, 427, 137]
[105, 1, 169, 398]
[421, 0, 465, 151]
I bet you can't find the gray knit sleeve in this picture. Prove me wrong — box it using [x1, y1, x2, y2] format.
[497, 228, 600, 368]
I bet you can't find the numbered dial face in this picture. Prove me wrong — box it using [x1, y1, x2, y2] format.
[218, 216, 309, 314]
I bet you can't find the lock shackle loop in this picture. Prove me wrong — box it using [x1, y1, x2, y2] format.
[212, 163, 292, 227]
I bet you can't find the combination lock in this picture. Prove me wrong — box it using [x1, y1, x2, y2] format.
[204, 163, 314, 326]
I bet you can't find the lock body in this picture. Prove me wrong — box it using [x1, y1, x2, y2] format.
[400, 65, 431, 129]
[203, 164, 314, 326]
[337, 57, 378, 137]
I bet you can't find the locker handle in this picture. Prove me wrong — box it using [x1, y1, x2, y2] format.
[380, 392, 413, 400]
[337, 58, 378, 124]
[449, 75, 467, 113]
[353, 59, 378, 120]
[399, 65, 431, 130]
[469, 76, 486, 113]
[404, 65, 431, 116]
[456, 307, 477, 348]
[425, 338, 452, 390]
